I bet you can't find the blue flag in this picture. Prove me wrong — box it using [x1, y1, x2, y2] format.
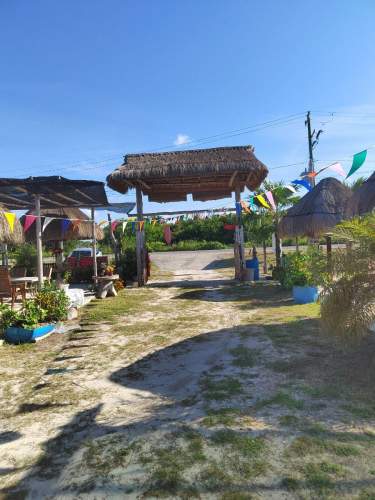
[235, 202, 242, 218]
[61, 219, 71, 234]
[292, 179, 312, 191]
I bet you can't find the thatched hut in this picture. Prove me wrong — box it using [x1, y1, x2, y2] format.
[279, 177, 352, 239]
[107, 145, 268, 202]
[0, 206, 24, 245]
[346, 171, 375, 217]
[107, 145, 269, 285]
[23, 207, 104, 242]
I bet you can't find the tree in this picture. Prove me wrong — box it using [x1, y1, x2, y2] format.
[249, 181, 300, 268]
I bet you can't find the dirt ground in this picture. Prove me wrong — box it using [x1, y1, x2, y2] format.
[1, 253, 375, 499]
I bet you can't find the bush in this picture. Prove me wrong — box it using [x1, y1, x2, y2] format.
[279, 247, 328, 289]
[148, 240, 228, 252]
[119, 246, 137, 282]
[34, 284, 69, 322]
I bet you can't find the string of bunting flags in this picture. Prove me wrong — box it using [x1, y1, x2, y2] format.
[0, 146, 371, 234]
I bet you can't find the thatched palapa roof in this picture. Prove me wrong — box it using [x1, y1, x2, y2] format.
[279, 177, 352, 239]
[346, 171, 375, 217]
[0, 206, 24, 245]
[23, 208, 104, 242]
[107, 146, 268, 202]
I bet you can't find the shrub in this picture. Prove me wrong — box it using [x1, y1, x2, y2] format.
[119, 246, 137, 282]
[320, 214, 375, 342]
[0, 300, 45, 331]
[279, 247, 328, 289]
[34, 284, 69, 322]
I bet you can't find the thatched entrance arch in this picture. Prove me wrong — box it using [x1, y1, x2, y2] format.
[107, 146, 268, 286]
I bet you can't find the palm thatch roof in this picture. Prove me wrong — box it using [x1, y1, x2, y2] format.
[346, 171, 375, 217]
[107, 146, 268, 202]
[279, 177, 352, 239]
[23, 208, 104, 242]
[0, 206, 24, 245]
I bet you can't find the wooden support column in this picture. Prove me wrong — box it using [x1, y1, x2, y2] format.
[35, 195, 44, 289]
[326, 235, 332, 271]
[91, 208, 98, 282]
[136, 187, 145, 287]
[234, 187, 245, 281]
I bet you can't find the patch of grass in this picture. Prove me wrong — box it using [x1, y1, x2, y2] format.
[279, 414, 300, 427]
[201, 407, 240, 427]
[229, 346, 260, 368]
[221, 493, 254, 500]
[150, 335, 168, 345]
[256, 390, 304, 410]
[199, 463, 235, 492]
[200, 375, 243, 401]
[343, 403, 375, 419]
[300, 383, 342, 399]
[210, 429, 266, 458]
[303, 461, 342, 492]
[281, 476, 300, 491]
[358, 488, 375, 499]
[288, 435, 360, 458]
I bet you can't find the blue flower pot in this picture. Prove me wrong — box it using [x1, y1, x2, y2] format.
[4, 324, 55, 344]
[292, 286, 319, 304]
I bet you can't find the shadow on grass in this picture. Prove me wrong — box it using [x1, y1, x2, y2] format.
[203, 257, 234, 270]
[4, 316, 375, 498]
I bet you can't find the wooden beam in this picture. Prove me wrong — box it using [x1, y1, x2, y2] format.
[229, 171, 238, 187]
[34, 195, 44, 289]
[137, 180, 151, 190]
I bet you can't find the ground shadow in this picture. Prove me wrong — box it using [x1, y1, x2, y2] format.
[4, 317, 375, 498]
[148, 278, 235, 289]
[203, 257, 234, 270]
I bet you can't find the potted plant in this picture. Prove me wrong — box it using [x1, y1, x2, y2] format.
[279, 248, 328, 304]
[0, 286, 69, 343]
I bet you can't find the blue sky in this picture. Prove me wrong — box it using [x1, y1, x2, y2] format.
[1, 0, 375, 218]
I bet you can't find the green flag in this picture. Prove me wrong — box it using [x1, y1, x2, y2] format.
[346, 150, 367, 178]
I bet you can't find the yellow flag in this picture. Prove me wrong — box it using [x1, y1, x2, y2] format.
[256, 194, 270, 209]
[139, 221, 145, 231]
[4, 212, 16, 232]
[98, 220, 107, 227]
[152, 219, 157, 226]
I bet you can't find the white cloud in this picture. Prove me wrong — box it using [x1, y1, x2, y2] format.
[174, 133, 190, 146]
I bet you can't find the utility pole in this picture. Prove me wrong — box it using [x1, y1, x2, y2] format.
[305, 111, 323, 188]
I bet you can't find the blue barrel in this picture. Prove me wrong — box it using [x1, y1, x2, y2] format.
[246, 258, 259, 280]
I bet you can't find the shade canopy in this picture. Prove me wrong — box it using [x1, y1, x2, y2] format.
[279, 177, 352, 239]
[0, 176, 108, 210]
[107, 145, 268, 202]
[0, 205, 24, 245]
[22, 207, 104, 242]
[346, 171, 375, 217]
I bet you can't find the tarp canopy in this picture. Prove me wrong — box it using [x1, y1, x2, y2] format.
[95, 202, 135, 214]
[0, 176, 108, 210]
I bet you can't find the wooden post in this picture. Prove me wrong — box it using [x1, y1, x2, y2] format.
[326, 235, 332, 271]
[107, 213, 120, 269]
[35, 195, 44, 288]
[296, 237, 299, 252]
[136, 187, 145, 287]
[262, 241, 267, 274]
[91, 208, 98, 282]
[234, 187, 245, 280]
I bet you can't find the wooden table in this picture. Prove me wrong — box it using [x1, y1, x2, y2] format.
[11, 276, 39, 299]
[93, 274, 119, 299]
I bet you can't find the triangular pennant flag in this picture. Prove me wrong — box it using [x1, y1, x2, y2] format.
[131, 221, 136, 233]
[42, 217, 54, 232]
[285, 184, 297, 194]
[292, 179, 312, 191]
[240, 200, 251, 213]
[71, 220, 81, 232]
[111, 220, 119, 232]
[346, 150, 367, 179]
[23, 214, 36, 233]
[255, 194, 271, 209]
[98, 220, 107, 227]
[235, 202, 242, 218]
[138, 221, 145, 231]
[265, 191, 277, 210]
[327, 162, 346, 177]
[61, 219, 71, 234]
[249, 196, 257, 210]
[122, 221, 128, 233]
[152, 219, 157, 226]
[4, 212, 16, 233]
